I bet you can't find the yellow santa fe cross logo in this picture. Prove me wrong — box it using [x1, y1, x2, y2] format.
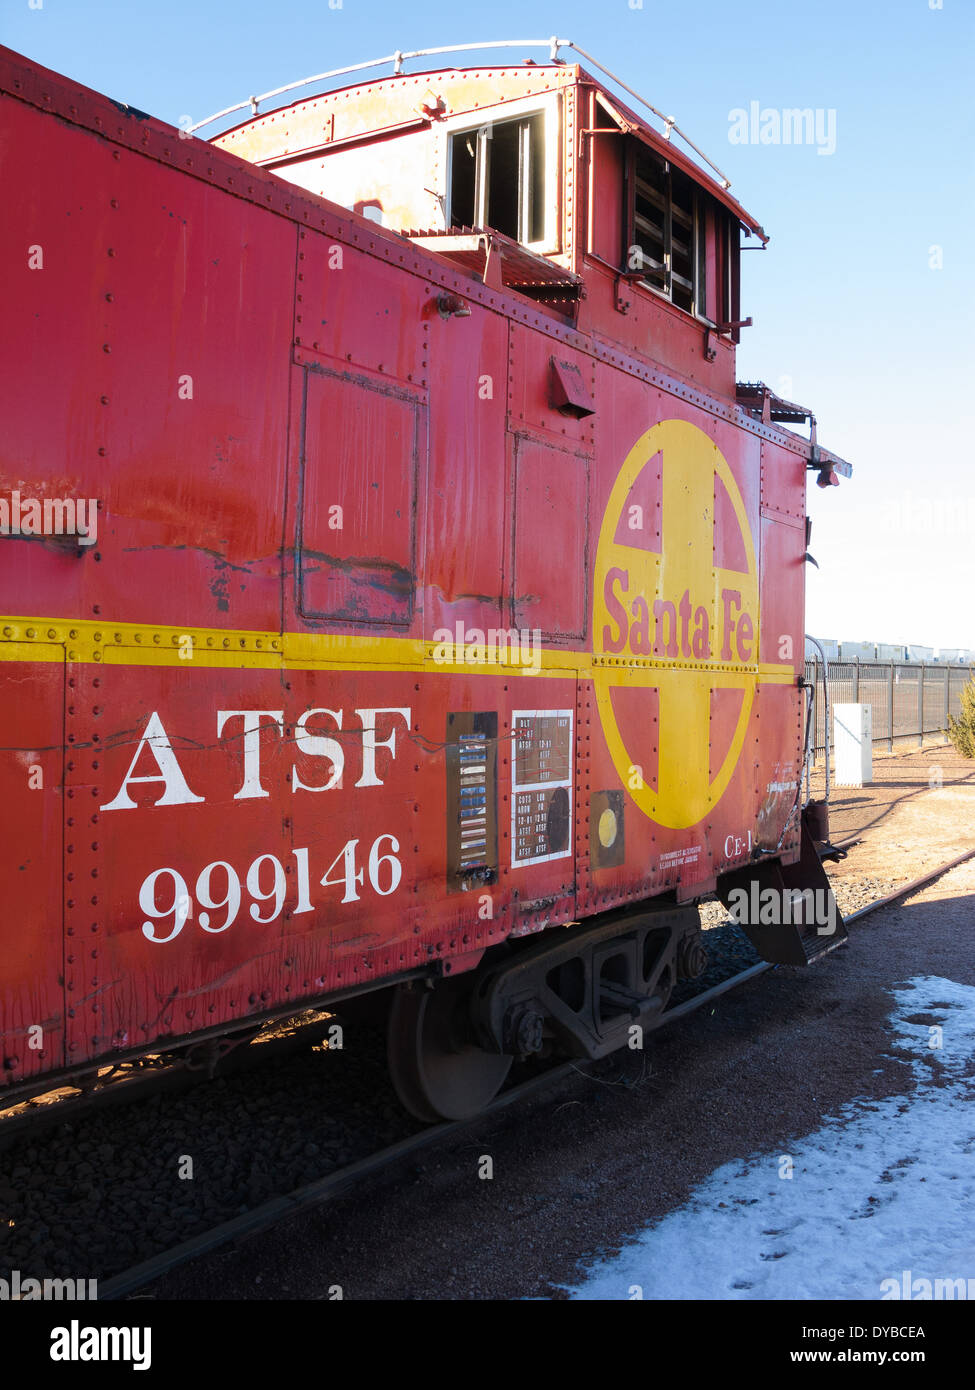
[592, 418, 791, 831]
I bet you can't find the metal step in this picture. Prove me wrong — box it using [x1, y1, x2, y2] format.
[717, 822, 847, 967]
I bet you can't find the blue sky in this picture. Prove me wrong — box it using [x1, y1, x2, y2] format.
[4, 0, 973, 650]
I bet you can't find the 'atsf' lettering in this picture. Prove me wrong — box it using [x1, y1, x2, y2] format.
[100, 707, 411, 811]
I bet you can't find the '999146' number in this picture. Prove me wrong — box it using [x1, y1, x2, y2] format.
[138, 836, 401, 944]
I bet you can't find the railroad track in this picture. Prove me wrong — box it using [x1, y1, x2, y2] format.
[93, 845, 975, 1300]
[3, 845, 968, 1301]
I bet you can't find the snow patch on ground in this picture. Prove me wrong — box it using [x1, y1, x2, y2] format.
[566, 976, 975, 1300]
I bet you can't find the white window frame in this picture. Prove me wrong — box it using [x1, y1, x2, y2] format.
[442, 93, 561, 255]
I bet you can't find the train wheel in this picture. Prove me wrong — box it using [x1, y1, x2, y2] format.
[387, 977, 512, 1122]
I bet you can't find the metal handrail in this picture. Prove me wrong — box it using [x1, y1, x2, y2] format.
[187, 37, 733, 189]
[806, 635, 831, 808]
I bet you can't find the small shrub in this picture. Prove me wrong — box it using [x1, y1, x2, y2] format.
[946, 675, 975, 758]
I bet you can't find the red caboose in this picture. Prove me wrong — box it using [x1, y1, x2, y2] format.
[0, 41, 851, 1120]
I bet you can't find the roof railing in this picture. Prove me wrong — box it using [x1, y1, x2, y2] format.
[187, 37, 733, 190]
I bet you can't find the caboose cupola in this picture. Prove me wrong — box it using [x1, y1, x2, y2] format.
[206, 40, 766, 392]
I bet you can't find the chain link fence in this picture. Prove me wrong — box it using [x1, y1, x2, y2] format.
[803, 660, 974, 760]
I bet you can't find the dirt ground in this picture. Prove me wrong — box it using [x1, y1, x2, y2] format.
[812, 743, 975, 887]
[145, 741, 975, 1301]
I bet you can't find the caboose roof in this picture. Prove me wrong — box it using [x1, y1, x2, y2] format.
[208, 55, 767, 242]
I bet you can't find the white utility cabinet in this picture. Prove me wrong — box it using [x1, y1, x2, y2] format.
[834, 703, 872, 787]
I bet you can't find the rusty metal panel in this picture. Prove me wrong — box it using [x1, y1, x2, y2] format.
[299, 368, 421, 626]
[421, 305, 508, 640]
[759, 515, 805, 667]
[0, 649, 64, 1086]
[507, 323, 596, 448]
[294, 227, 430, 387]
[761, 438, 807, 523]
[751, 679, 804, 850]
[512, 435, 590, 640]
[0, 87, 295, 637]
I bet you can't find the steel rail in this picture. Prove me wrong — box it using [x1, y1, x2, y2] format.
[560, 43, 731, 187]
[187, 39, 571, 131]
[843, 844, 975, 923]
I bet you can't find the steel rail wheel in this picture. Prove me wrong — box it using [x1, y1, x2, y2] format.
[387, 977, 513, 1122]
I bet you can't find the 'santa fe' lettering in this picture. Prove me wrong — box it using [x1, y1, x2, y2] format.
[601, 569, 752, 663]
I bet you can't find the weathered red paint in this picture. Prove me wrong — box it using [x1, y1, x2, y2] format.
[0, 44, 849, 1093]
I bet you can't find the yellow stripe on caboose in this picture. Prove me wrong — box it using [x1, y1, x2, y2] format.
[0, 613, 795, 683]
